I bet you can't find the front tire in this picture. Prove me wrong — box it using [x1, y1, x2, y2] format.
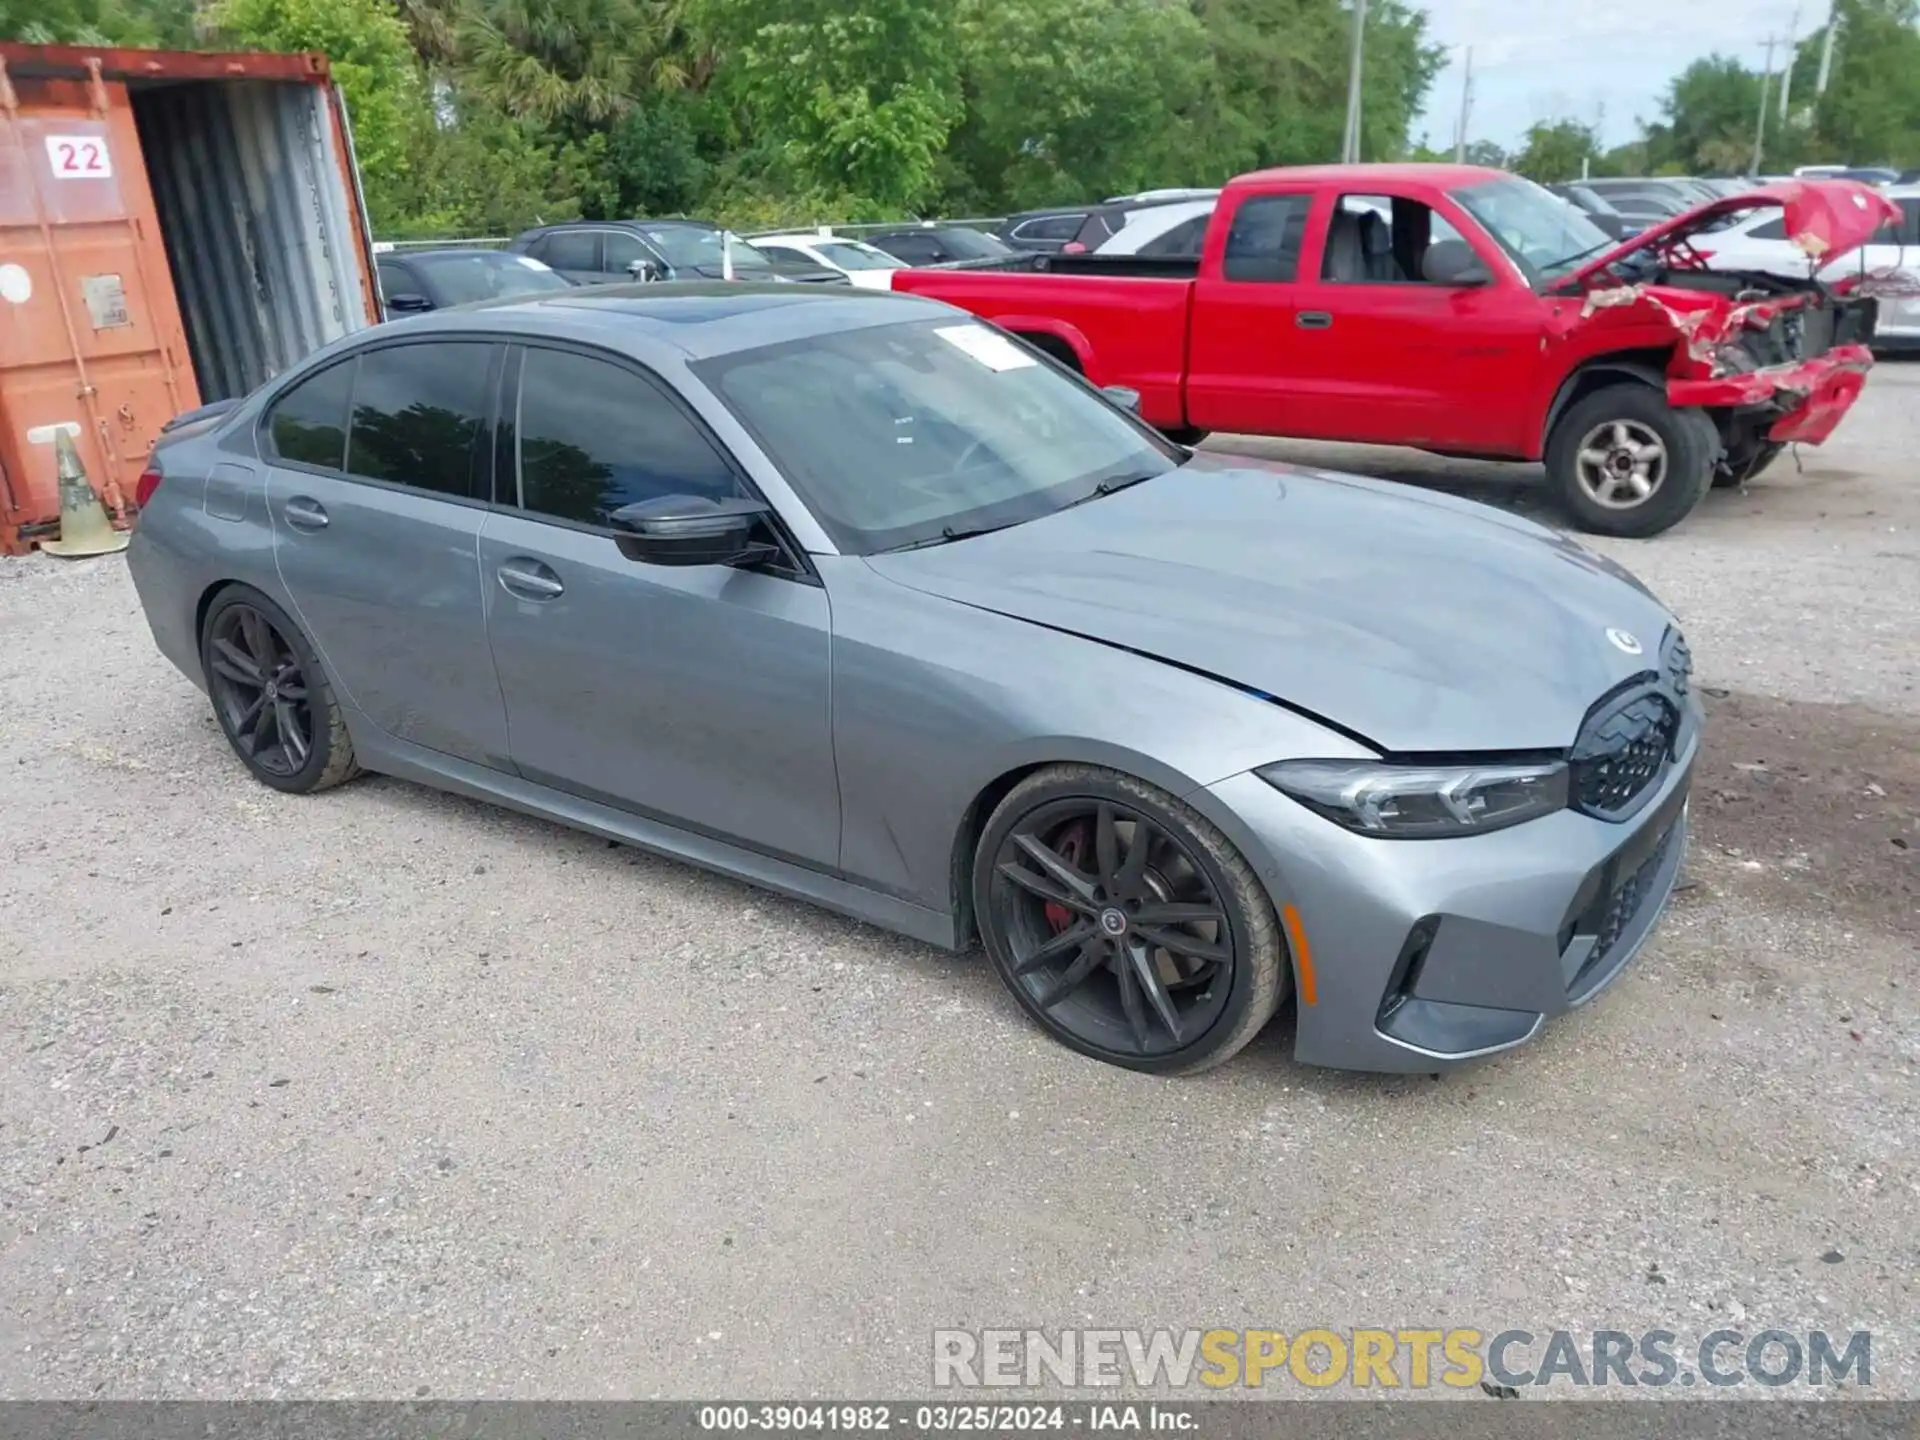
[972, 765, 1287, 1075]
[1546, 384, 1713, 538]
[1713, 439, 1783, 488]
[200, 585, 358, 794]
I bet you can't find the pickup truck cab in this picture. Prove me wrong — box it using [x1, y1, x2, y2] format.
[893, 164, 1894, 536]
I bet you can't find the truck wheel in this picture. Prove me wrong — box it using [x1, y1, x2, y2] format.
[1713, 440, 1783, 488]
[1161, 426, 1210, 446]
[1546, 385, 1713, 538]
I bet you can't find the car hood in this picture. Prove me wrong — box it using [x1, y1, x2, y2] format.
[1569, 179, 1902, 286]
[864, 460, 1676, 755]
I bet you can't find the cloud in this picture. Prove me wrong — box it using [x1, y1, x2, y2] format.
[1414, 0, 1818, 149]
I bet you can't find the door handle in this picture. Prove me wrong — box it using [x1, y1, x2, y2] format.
[1295, 311, 1333, 330]
[498, 558, 564, 600]
[284, 496, 329, 531]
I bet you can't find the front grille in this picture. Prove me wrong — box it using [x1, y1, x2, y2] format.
[1570, 821, 1679, 992]
[1569, 690, 1679, 819]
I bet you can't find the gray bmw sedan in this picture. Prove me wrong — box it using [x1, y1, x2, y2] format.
[127, 285, 1697, 1076]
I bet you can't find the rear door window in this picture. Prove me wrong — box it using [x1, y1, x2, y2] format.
[1138, 215, 1210, 257]
[266, 359, 355, 470]
[603, 230, 653, 278]
[344, 342, 497, 499]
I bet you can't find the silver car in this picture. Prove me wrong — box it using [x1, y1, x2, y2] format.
[128, 286, 1698, 1076]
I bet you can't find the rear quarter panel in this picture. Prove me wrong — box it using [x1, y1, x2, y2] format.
[891, 270, 1192, 426]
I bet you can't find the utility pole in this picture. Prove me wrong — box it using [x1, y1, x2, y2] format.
[1341, 0, 1367, 163]
[1453, 45, 1474, 163]
[1752, 33, 1776, 175]
[1815, 2, 1839, 95]
[1778, 2, 1801, 122]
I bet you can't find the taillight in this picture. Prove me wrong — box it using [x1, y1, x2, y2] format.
[134, 467, 162, 509]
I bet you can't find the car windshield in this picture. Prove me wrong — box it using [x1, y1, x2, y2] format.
[411, 252, 571, 304]
[694, 318, 1183, 554]
[1454, 176, 1617, 280]
[815, 241, 897, 270]
[638, 225, 775, 271]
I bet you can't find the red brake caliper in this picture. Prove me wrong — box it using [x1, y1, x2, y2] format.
[1043, 820, 1094, 934]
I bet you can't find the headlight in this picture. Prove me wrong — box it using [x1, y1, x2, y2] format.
[1256, 758, 1569, 838]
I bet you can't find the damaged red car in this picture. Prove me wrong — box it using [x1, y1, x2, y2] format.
[892, 165, 1897, 537]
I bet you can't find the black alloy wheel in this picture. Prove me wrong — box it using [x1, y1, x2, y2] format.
[200, 586, 358, 794]
[974, 766, 1286, 1074]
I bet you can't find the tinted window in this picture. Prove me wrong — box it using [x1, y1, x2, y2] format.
[1222, 194, 1313, 281]
[878, 234, 938, 264]
[377, 261, 415, 297]
[1139, 215, 1210, 257]
[756, 243, 809, 264]
[345, 342, 494, 498]
[935, 229, 1014, 260]
[268, 359, 354, 470]
[1750, 215, 1788, 241]
[515, 348, 738, 526]
[540, 230, 600, 270]
[1015, 214, 1085, 241]
[603, 231, 652, 274]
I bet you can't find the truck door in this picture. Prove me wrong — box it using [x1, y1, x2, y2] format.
[1185, 187, 1324, 437]
[1269, 188, 1546, 455]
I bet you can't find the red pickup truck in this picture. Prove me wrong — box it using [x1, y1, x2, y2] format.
[892, 164, 1895, 537]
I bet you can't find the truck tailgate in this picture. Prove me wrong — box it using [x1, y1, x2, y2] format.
[891, 267, 1192, 427]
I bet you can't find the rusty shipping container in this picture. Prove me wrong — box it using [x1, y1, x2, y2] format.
[0, 43, 380, 553]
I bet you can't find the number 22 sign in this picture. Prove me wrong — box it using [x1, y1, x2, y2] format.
[45, 136, 113, 179]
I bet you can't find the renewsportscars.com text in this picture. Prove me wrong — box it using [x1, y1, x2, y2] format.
[931, 1328, 1871, 1390]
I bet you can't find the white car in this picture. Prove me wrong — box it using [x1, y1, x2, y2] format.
[1093, 198, 1217, 257]
[1690, 185, 1920, 350]
[750, 233, 903, 290]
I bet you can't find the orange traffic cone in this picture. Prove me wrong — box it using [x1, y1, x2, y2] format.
[40, 430, 129, 558]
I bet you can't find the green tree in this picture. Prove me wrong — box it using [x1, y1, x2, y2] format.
[1645, 55, 1762, 174]
[940, 0, 1212, 212]
[1511, 118, 1599, 183]
[455, 0, 692, 127]
[2, 0, 200, 45]
[696, 0, 962, 213]
[208, 0, 426, 225]
[1803, 0, 1920, 163]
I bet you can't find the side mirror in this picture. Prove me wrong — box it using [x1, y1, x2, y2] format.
[626, 258, 667, 283]
[610, 494, 774, 567]
[1101, 385, 1142, 414]
[385, 292, 433, 314]
[1422, 239, 1493, 287]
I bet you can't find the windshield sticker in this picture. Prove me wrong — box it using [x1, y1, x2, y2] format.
[934, 324, 1038, 372]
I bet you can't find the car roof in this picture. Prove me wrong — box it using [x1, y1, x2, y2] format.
[867, 225, 989, 238]
[368, 282, 950, 363]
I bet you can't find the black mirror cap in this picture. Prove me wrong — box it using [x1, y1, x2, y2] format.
[1421, 240, 1493, 287]
[610, 494, 774, 566]
[626, 258, 667, 282]
[385, 292, 433, 313]
[1101, 385, 1142, 414]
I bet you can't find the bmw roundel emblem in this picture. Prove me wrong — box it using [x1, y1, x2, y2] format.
[1607, 628, 1643, 656]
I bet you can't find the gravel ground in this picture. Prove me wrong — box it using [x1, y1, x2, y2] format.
[0, 366, 1915, 1401]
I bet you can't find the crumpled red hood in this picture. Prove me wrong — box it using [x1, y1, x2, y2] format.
[1570, 179, 1902, 286]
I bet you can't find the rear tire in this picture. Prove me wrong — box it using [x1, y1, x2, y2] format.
[200, 585, 359, 795]
[972, 765, 1287, 1075]
[1546, 384, 1713, 538]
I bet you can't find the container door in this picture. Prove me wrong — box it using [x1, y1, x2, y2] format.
[0, 70, 197, 552]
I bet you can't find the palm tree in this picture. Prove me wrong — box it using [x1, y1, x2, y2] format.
[454, 0, 691, 126]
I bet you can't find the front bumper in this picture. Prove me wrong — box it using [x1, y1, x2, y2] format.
[1667, 344, 1874, 447]
[1201, 736, 1695, 1075]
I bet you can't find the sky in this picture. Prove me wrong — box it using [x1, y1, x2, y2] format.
[1413, 0, 1828, 153]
